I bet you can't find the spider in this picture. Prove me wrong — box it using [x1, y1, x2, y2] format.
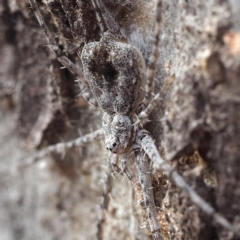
[27, 0, 164, 238]
[23, 0, 239, 239]
[28, 0, 163, 238]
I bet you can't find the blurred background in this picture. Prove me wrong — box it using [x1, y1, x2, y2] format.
[0, 0, 240, 239]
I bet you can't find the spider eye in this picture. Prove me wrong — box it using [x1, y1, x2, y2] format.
[112, 142, 117, 147]
[117, 120, 124, 127]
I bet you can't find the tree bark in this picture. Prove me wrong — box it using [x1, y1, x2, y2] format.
[0, 0, 240, 240]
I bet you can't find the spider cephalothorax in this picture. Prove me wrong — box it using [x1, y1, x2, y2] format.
[102, 113, 133, 154]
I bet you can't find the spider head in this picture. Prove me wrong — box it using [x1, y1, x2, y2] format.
[102, 113, 133, 155]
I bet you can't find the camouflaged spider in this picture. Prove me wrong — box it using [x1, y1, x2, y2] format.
[80, 25, 163, 239]
[28, 0, 163, 239]
[29, 0, 161, 157]
[26, 0, 239, 239]
[81, 31, 156, 155]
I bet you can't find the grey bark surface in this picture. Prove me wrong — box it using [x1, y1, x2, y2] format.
[0, 0, 240, 240]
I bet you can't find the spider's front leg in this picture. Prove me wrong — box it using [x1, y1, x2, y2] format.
[12, 129, 104, 173]
[29, 0, 88, 87]
[109, 153, 122, 174]
[134, 144, 163, 240]
[121, 152, 138, 183]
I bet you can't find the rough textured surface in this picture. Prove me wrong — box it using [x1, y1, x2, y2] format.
[0, 0, 240, 240]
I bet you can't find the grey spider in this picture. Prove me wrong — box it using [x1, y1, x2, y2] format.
[24, 0, 240, 239]
[81, 32, 147, 155]
[28, 0, 164, 239]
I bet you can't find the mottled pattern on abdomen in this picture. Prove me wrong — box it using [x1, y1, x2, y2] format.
[81, 33, 146, 115]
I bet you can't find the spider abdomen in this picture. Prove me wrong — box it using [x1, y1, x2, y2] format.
[81, 33, 146, 116]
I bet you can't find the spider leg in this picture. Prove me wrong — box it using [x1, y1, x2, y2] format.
[28, 0, 89, 88]
[142, 0, 162, 108]
[136, 129, 240, 237]
[134, 148, 163, 240]
[91, 0, 107, 33]
[26, 68, 74, 148]
[76, 80, 99, 108]
[16, 129, 104, 172]
[121, 152, 138, 183]
[96, 152, 113, 240]
[138, 74, 174, 125]
[109, 153, 122, 174]
[138, 93, 161, 125]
